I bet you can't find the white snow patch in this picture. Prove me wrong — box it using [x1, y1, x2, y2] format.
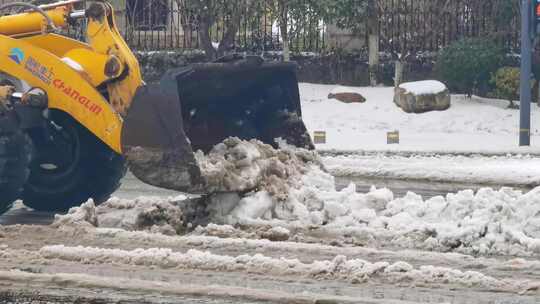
[204, 175, 540, 255]
[204, 164, 393, 229]
[398, 80, 447, 95]
[323, 153, 540, 187]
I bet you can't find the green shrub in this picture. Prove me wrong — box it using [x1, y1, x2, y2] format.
[436, 38, 504, 96]
[490, 67, 520, 108]
[490, 66, 538, 109]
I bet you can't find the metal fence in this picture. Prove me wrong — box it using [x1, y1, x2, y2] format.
[122, 0, 327, 53]
[377, 0, 521, 53]
[0, 0, 523, 53]
[123, 0, 522, 53]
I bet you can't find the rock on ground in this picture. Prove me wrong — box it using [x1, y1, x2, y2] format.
[328, 92, 366, 104]
[394, 80, 450, 113]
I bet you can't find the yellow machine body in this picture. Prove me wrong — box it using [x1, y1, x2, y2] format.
[0, 2, 143, 154]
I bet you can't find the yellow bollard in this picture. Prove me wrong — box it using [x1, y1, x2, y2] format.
[387, 130, 399, 144]
[313, 131, 326, 144]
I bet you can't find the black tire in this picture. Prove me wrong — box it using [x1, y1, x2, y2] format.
[0, 130, 32, 214]
[22, 113, 127, 212]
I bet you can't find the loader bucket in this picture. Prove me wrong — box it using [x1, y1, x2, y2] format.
[121, 57, 313, 193]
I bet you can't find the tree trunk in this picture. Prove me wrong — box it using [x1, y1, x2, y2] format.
[279, 1, 290, 62]
[394, 59, 405, 87]
[367, 0, 379, 86]
[217, 0, 254, 58]
[281, 25, 290, 62]
[217, 14, 242, 58]
[199, 18, 218, 60]
[368, 34, 379, 86]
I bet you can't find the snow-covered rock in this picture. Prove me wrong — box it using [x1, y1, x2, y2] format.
[399, 80, 447, 95]
[394, 80, 450, 113]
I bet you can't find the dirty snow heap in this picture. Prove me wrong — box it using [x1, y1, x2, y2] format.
[55, 137, 540, 256]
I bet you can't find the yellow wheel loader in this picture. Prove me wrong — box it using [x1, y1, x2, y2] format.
[0, 0, 313, 213]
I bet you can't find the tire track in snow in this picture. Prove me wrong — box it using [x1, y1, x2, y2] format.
[0, 270, 373, 304]
[38, 244, 537, 294]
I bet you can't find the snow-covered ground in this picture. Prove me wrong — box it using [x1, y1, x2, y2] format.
[323, 153, 540, 187]
[300, 83, 540, 154]
[300, 83, 540, 187]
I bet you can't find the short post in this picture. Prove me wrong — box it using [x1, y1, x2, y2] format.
[520, 0, 533, 146]
[387, 130, 399, 144]
[313, 131, 326, 144]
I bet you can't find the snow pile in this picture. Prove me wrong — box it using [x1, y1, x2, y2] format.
[53, 138, 395, 239]
[53, 196, 187, 235]
[52, 200, 98, 228]
[398, 80, 447, 95]
[187, 138, 394, 228]
[55, 138, 540, 256]
[378, 187, 540, 255]
[201, 158, 540, 256]
[194, 137, 321, 195]
[39, 244, 525, 291]
[197, 139, 394, 227]
[205, 165, 540, 255]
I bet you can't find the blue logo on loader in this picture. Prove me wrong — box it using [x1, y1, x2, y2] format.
[9, 48, 24, 64]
